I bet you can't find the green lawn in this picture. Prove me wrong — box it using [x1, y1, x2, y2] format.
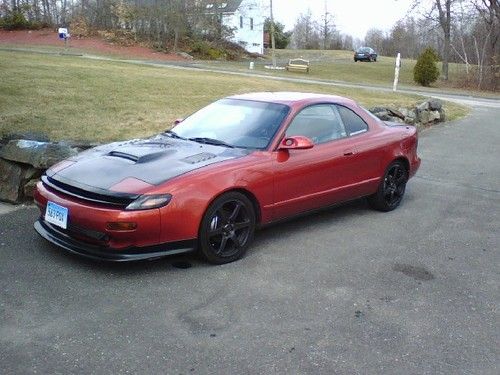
[0, 50, 468, 142]
[202, 49, 492, 94]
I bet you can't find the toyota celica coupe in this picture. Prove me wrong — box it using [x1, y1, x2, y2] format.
[34, 92, 421, 264]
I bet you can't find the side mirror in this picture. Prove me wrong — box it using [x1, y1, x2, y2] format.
[174, 118, 184, 125]
[279, 136, 314, 150]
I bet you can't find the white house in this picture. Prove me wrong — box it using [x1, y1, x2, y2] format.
[206, 0, 265, 54]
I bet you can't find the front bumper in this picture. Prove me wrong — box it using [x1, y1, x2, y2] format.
[354, 55, 374, 61]
[35, 218, 196, 262]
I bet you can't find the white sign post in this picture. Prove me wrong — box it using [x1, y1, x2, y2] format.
[393, 52, 401, 92]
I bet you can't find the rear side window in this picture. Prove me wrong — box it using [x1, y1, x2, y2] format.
[286, 104, 347, 144]
[336, 105, 369, 135]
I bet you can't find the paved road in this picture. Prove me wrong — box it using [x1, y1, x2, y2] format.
[1, 107, 499, 374]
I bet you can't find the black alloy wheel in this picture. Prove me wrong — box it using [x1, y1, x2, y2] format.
[199, 192, 256, 264]
[368, 161, 408, 212]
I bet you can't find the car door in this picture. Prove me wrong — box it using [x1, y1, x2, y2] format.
[272, 104, 360, 220]
[335, 104, 383, 195]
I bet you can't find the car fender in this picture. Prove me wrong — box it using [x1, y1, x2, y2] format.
[155, 152, 273, 243]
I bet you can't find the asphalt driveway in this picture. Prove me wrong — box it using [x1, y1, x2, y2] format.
[1, 107, 499, 374]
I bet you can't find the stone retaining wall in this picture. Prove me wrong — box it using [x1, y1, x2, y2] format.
[0, 132, 97, 203]
[369, 98, 446, 129]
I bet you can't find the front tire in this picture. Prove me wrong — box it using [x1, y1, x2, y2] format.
[368, 161, 408, 212]
[199, 192, 256, 264]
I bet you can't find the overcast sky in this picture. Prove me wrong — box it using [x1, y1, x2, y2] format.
[271, 0, 415, 40]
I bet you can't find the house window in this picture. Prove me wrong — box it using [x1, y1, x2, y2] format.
[240, 16, 243, 29]
[250, 18, 254, 30]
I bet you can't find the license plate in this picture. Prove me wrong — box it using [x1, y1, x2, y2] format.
[45, 201, 68, 229]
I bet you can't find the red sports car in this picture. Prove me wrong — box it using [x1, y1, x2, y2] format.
[34, 92, 420, 264]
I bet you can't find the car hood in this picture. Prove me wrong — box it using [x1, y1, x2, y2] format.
[46, 134, 251, 193]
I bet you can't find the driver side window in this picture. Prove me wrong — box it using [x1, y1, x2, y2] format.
[286, 105, 347, 144]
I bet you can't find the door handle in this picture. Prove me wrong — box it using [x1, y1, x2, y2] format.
[343, 149, 356, 156]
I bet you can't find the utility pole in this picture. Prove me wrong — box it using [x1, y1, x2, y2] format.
[323, 0, 329, 50]
[270, 0, 276, 68]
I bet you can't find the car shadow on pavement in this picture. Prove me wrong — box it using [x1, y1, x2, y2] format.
[31, 197, 377, 275]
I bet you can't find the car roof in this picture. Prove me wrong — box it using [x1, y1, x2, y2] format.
[228, 92, 356, 107]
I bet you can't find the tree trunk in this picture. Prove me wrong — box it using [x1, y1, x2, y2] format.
[442, 28, 450, 80]
[436, 0, 452, 80]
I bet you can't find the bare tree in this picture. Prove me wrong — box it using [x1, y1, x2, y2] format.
[364, 28, 385, 52]
[435, 0, 454, 80]
[291, 9, 320, 49]
[411, 0, 455, 80]
[320, 0, 335, 50]
[473, 0, 499, 90]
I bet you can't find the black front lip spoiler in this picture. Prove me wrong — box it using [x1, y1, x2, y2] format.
[34, 219, 196, 262]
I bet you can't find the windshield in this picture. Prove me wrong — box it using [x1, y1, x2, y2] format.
[173, 99, 290, 149]
[357, 47, 371, 53]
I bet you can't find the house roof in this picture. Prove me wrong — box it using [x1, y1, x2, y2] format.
[204, 0, 243, 13]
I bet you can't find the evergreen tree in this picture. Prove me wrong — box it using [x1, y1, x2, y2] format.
[264, 18, 292, 49]
[414, 47, 440, 86]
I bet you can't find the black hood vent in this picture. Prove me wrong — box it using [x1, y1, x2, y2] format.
[182, 152, 217, 164]
[107, 151, 139, 163]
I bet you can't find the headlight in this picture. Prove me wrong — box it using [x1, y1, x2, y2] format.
[125, 194, 172, 210]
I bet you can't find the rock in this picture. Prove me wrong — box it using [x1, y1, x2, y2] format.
[0, 140, 78, 169]
[439, 110, 446, 122]
[369, 107, 387, 114]
[404, 117, 416, 125]
[62, 140, 101, 152]
[0, 159, 38, 203]
[418, 110, 431, 124]
[399, 108, 416, 119]
[417, 101, 430, 112]
[23, 179, 40, 199]
[387, 108, 405, 120]
[428, 99, 442, 111]
[2, 131, 50, 143]
[388, 116, 405, 123]
[371, 111, 391, 121]
[398, 108, 410, 118]
[429, 110, 441, 122]
[177, 51, 194, 60]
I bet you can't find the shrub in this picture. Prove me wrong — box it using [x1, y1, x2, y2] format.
[189, 40, 226, 60]
[414, 47, 440, 87]
[0, 10, 29, 30]
[0, 6, 47, 30]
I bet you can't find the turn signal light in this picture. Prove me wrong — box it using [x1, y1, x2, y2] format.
[106, 222, 138, 231]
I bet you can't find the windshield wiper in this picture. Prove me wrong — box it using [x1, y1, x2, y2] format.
[188, 137, 234, 148]
[164, 130, 186, 140]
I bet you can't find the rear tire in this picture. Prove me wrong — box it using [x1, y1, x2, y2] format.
[199, 192, 256, 264]
[368, 161, 408, 212]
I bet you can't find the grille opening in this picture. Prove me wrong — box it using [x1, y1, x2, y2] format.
[42, 175, 138, 208]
